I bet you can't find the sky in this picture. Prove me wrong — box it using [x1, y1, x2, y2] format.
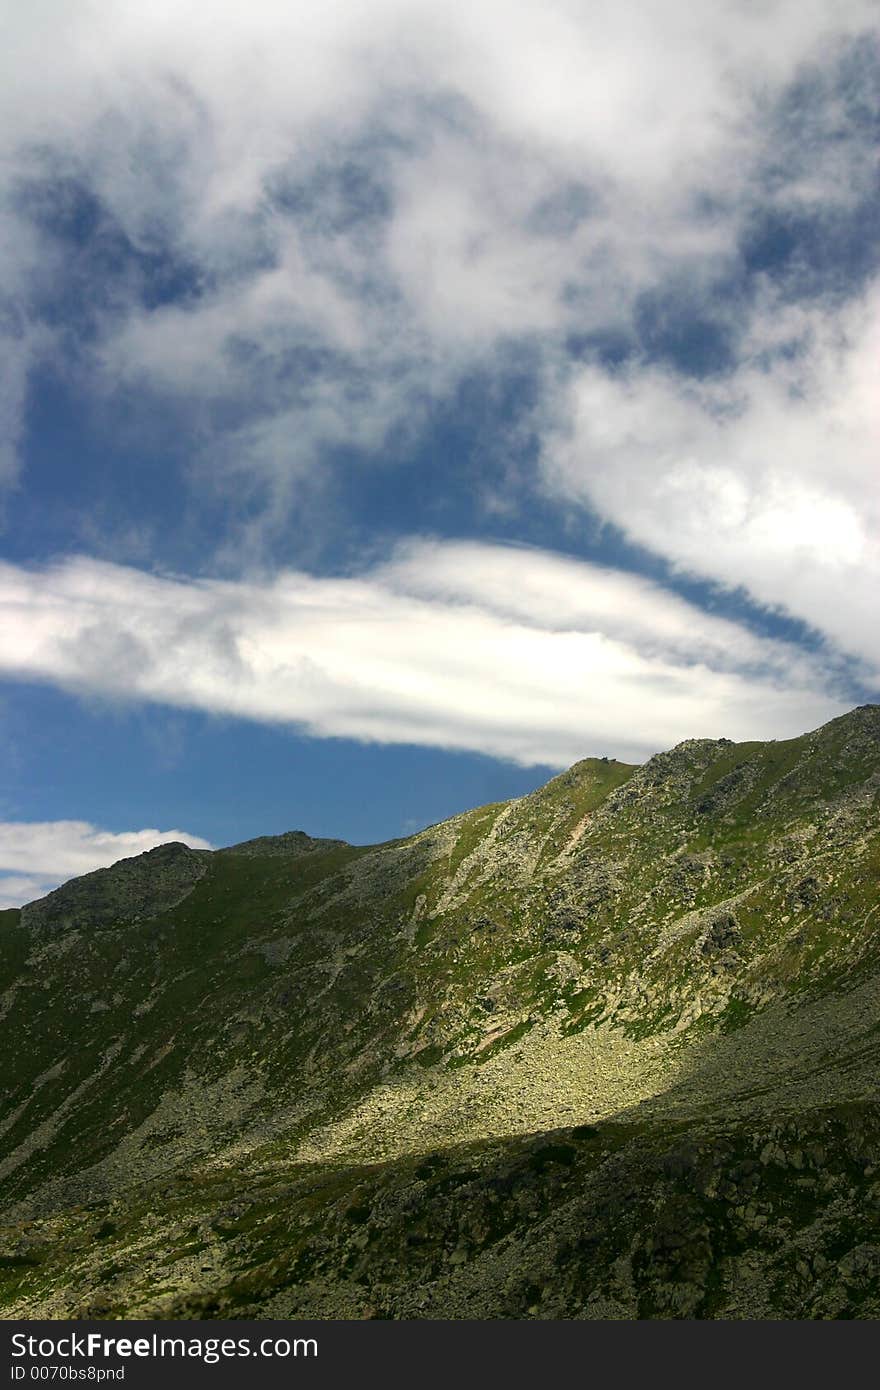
[0, 1, 878, 907]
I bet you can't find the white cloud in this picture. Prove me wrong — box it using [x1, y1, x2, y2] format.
[0, 542, 850, 770]
[0, 1, 875, 513]
[0, 821, 214, 908]
[0, 875, 55, 912]
[541, 279, 880, 675]
[0, 1, 875, 681]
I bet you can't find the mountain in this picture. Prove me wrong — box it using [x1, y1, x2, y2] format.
[1, 706, 879, 1319]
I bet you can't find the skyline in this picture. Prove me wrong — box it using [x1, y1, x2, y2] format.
[1, 1, 878, 905]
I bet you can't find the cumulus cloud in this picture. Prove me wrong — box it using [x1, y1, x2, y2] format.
[0, 542, 851, 770]
[0, 875, 53, 912]
[0, 821, 214, 908]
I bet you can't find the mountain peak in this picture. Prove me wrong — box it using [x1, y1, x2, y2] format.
[19, 840, 210, 934]
[219, 829, 350, 857]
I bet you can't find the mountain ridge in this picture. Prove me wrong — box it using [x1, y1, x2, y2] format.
[1, 705, 879, 1318]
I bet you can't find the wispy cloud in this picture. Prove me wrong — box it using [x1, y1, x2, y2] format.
[540, 280, 880, 675]
[0, 542, 851, 769]
[1, 3, 876, 536]
[0, 820, 213, 908]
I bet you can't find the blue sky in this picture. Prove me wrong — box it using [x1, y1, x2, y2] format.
[1, 2, 878, 906]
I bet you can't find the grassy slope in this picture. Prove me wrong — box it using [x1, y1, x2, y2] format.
[1, 706, 879, 1317]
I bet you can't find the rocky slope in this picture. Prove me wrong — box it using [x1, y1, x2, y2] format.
[1, 705, 879, 1318]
